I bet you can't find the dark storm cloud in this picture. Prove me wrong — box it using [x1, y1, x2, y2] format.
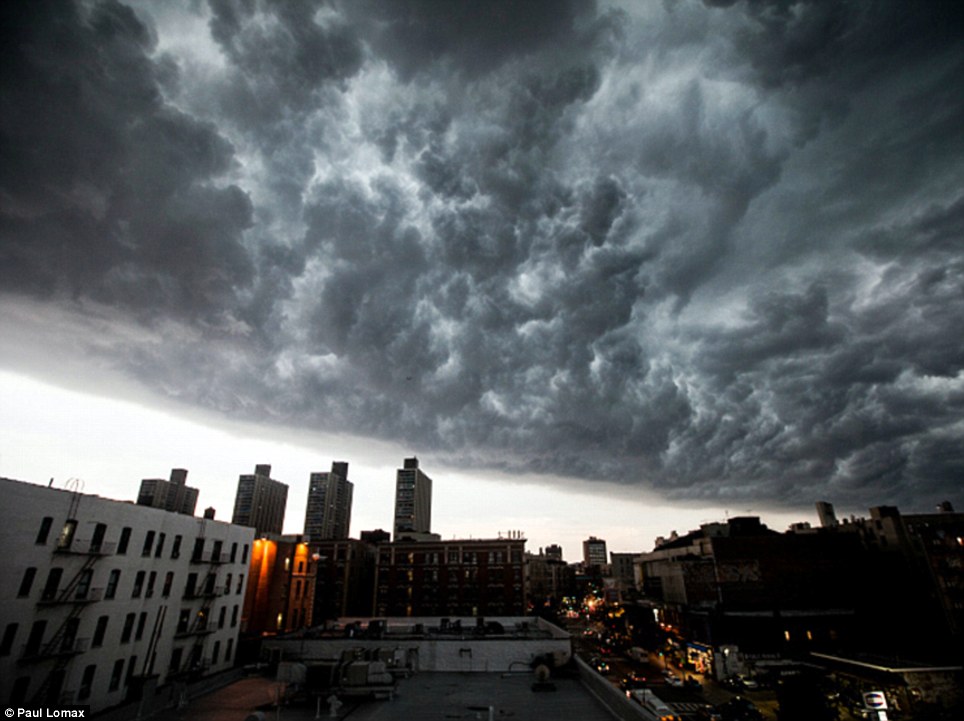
[339, 0, 607, 81]
[2, 0, 963, 512]
[0, 0, 254, 324]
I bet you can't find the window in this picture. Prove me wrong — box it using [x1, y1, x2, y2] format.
[75, 569, 92, 600]
[125, 656, 138, 686]
[231, 605, 238, 627]
[18, 567, 37, 597]
[146, 571, 156, 598]
[105, 569, 121, 599]
[120, 614, 135, 644]
[0, 623, 18, 656]
[154, 533, 166, 558]
[78, 664, 96, 700]
[177, 610, 190, 634]
[56, 520, 77, 550]
[162, 571, 174, 597]
[241, 543, 249, 564]
[142, 531, 155, 557]
[185, 572, 198, 598]
[297, 560, 304, 573]
[171, 534, 182, 559]
[117, 527, 132, 555]
[132, 571, 145, 598]
[225, 573, 232, 595]
[236, 574, 244, 594]
[211, 640, 221, 665]
[91, 523, 107, 553]
[41, 567, 63, 601]
[225, 638, 233, 663]
[108, 659, 124, 692]
[36, 517, 54, 545]
[230, 542, 238, 563]
[24, 620, 46, 657]
[92, 616, 109, 648]
[295, 580, 302, 599]
[212, 540, 223, 562]
[135, 612, 147, 642]
[169, 648, 183, 674]
[192, 538, 205, 562]
[218, 607, 226, 630]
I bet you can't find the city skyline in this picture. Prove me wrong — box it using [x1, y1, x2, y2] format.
[2, 2, 962, 556]
[0, 368, 930, 560]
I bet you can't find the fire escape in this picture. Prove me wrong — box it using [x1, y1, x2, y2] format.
[23, 488, 115, 705]
[173, 520, 223, 680]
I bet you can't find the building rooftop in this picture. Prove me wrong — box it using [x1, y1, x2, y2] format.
[154, 671, 615, 721]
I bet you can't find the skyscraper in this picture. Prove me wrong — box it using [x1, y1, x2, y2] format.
[232, 464, 288, 536]
[303, 461, 353, 540]
[137, 467, 200, 515]
[393, 457, 433, 541]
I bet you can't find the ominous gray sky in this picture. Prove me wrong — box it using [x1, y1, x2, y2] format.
[2, 0, 962, 520]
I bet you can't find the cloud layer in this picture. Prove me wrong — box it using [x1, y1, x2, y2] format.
[2, 0, 962, 510]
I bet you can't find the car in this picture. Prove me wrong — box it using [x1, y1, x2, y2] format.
[737, 674, 759, 690]
[589, 657, 611, 675]
[620, 673, 649, 690]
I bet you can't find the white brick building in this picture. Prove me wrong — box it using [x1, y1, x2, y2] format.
[0, 477, 254, 713]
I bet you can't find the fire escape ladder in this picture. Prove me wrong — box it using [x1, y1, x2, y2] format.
[28, 551, 102, 704]
[180, 570, 218, 678]
[38, 555, 98, 654]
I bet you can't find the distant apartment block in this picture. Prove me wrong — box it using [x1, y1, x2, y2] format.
[136, 468, 199, 516]
[311, 539, 377, 621]
[241, 535, 315, 636]
[526, 548, 574, 607]
[232, 464, 288, 536]
[582, 536, 607, 569]
[0, 477, 252, 714]
[824, 501, 964, 651]
[376, 537, 526, 617]
[393, 457, 433, 541]
[637, 516, 864, 657]
[303, 462, 353, 540]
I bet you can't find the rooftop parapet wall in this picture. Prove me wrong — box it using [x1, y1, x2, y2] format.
[262, 616, 571, 673]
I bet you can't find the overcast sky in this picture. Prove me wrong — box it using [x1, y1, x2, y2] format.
[1, 1, 962, 556]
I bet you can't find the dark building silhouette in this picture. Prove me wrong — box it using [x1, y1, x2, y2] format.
[360, 529, 391, 545]
[311, 539, 377, 621]
[232, 464, 288, 536]
[638, 517, 864, 656]
[137, 467, 199, 515]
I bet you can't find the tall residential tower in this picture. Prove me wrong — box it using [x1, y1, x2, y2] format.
[393, 457, 433, 541]
[136, 467, 199, 515]
[232, 464, 288, 536]
[303, 462, 353, 540]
